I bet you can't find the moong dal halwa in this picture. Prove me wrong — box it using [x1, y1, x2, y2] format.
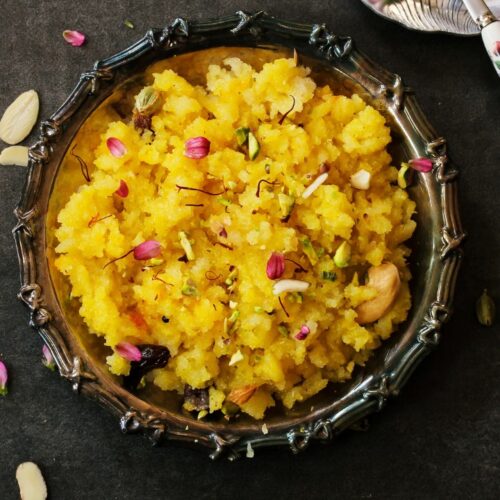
[54, 56, 416, 419]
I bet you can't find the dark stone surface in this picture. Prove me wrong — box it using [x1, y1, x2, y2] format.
[0, 1, 499, 498]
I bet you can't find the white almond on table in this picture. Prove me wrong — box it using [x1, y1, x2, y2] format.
[0, 90, 39, 144]
[16, 462, 47, 500]
[0, 145, 29, 166]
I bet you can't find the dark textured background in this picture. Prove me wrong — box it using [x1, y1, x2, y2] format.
[0, 1, 499, 499]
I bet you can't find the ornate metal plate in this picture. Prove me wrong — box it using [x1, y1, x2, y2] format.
[360, 0, 500, 35]
[13, 11, 464, 459]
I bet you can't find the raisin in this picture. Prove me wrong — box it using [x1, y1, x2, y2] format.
[183, 385, 209, 412]
[123, 344, 170, 390]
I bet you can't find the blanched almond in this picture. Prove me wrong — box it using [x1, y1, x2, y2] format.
[356, 263, 401, 324]
[0, 90, 39, 144]
[0, 145, 29, 166]
[16, 462, 47, 500]
[227, 385, 257, 406]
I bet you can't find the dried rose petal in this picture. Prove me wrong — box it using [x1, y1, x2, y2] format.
[116, 342, 142, 362]
[295, 324, 310, 340]
[42, 344, 56, 371]
[219, 227, 228, 238]
[408, 157, 433, 173]
[266, 252, 285, 280]
[106, 137, 127, 158]
[0, 360, 7, 396]
[133, 240, 162, 260]
[62, 30, 86, 47]
[184, 136, 210, 159]
[115, 179, 129, 198]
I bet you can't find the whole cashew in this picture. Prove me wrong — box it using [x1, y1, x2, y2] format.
[356, 263, 401, 324]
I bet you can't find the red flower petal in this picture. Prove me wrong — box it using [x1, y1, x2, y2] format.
[115, 179, 129, 198]
[133, 240, 162, 260]
[266, 252, 285, 280]
[294, 325, 310, 340]
[107, 137, 127, 158]
[408, 158, 433, 173]
[116, 342, 142, 362]
[62, 30, 86, 47]
[184, 136, 210, 159]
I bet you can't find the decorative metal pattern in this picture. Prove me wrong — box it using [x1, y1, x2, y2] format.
[360, 0, 500, 36]
[13, 11, 464, 459]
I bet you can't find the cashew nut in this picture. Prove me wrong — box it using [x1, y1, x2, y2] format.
[356, 263, 401, 324]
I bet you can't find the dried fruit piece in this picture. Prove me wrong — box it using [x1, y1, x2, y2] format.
[227, 385, 257, 406]
[248, 131, 260, 160]
[476, 289, 495, 327]
[183, 385, 209, 411]
[42, 345, 56, 371]
[123, 344, 170, 390]
[272, 279, 310, 295]
[334, 241, 351, 268]
[0, 145, 29, 166]
[356, 263, 401, 324]
[350, 169, 371, 190]
[302, 172, 329, 199]
[0, 90, 39, 145]
[16, 462, 47, 500]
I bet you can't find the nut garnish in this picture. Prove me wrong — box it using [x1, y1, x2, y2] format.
[16, 462, 47, 500]
[476, 289, 495, 326]
[356, 263, 401, 324]
[227, 385, 257, 406]
[0, 145, 29, 166]
[0, 90, 39, 144]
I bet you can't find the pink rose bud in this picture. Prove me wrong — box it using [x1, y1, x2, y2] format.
[42, 345, 56, 371]
[116, 342, 142, 362]
[133, 240, 162, 260]
[106, 137, 127, 158]
[62, 30, 86, 47]
[494, 41, 500, 57]
[408, 158, 433, 173]
[294, 324, 310, 341]
[115, 179, 129, 198]
[266, 252, 285, 280]
[0, 360, 8, 396]
[184, 136, 210, 159]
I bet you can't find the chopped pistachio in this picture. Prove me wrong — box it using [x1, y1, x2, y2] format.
[235, 127, 250, 146]
[197, 410, 208, 420]
[222, 401, 239, 416]
[322, 271, 337, 281]
[178, 231, 195, 261]
[287, 292, 303, 303]
[301, 238, 318, 265]
[134, 86, 160, 114]
[124, 19, 135, 29]
[398, 162, 410, 189]
[227, 180, 238, 190]
[148, 258, 163, 266]
[217, 196, 232, 207]
[248, 132, 260, 160]
[334, 241, 351, 268]
[228, 310, 240, 323]
[278, 323, 289, 336]
[254, 306, 264, 313]
[225, 269, 238, 286]
[278, 193, 295, 220]
[181, 281, 198, 296]
[476, 289, 496, 326]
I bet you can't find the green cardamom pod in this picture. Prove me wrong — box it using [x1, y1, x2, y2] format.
[476, 289, 495, 327]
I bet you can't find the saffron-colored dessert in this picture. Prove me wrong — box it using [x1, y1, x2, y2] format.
[53, 55, 416, 419]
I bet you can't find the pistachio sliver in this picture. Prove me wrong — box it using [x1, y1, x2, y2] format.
[334, 241, 351, 268]
[248, 131, 260, 160]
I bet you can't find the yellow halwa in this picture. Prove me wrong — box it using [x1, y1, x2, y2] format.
[54, 56, 416, 420]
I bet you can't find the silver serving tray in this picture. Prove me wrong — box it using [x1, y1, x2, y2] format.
[13, 11, 464, 459]
[360, 0, 500, 35]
